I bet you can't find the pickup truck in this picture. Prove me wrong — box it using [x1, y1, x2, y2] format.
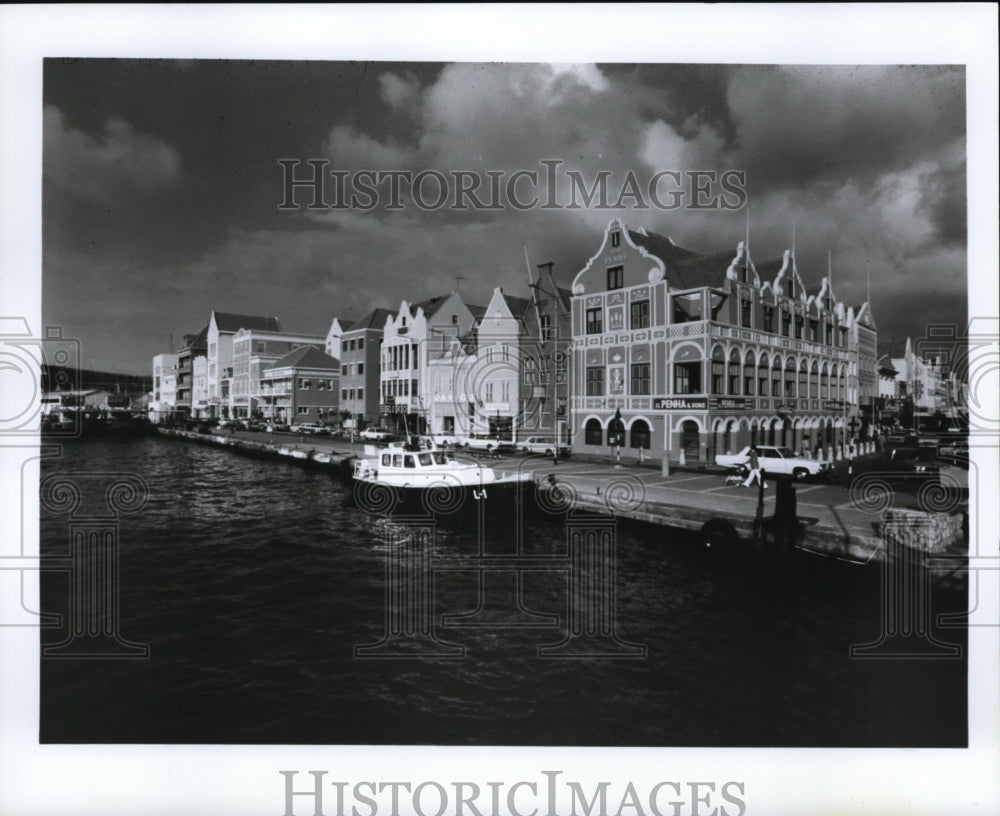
[715, 445, 831, 480]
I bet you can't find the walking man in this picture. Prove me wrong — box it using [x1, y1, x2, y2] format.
[742, 445, 765, 489]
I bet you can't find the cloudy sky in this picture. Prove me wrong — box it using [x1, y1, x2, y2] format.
[43, 60, 967, 373]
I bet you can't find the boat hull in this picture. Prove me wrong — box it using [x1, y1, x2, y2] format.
[352, 476, 532, 517]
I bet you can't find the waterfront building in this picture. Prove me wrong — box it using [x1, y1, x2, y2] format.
[174, 325, 208, 420]
[337, 307, 393, 430]
[891, 338, 949, 428]
[149, 354, 178, 424]
[229, 328, 326, 419]
[379, 293, 480, 435]
[846, 303, 878, 439]
[568, 218, 866, 464]
[192, 356, 208, 418]
[425, 272, 572, 443]
[325, 317, 352, 359]
[205, 310, 281, 419]
[258, 346, 341, 424]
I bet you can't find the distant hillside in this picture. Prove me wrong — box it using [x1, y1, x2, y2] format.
[42, 365, 152, 395]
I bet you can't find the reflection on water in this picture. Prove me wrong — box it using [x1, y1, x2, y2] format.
[39, 436, 966, 746]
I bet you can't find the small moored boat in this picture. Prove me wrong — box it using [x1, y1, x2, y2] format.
[352, 439, 530, 513]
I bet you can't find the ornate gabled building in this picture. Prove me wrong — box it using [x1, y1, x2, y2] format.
[205, 310, 281, 419]
[569, 218, 869, 464]
[379, 292, 480, 434]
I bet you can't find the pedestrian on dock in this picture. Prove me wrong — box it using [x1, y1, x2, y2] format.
[742, 445, 765, 489]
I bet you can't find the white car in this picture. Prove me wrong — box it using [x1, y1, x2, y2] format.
[715, 445, 830, 480]
[460, 433, 516, 454]
[359, 427, 394, 442]
[519, 436, 571, 457]
[432, 433, 460, 447]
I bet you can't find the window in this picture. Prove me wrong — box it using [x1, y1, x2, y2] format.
[674, 362, 700, 394]
[402, 380, 409, 396]
[809, 319, 818, 342]
[356, 388, 363, 400]
[586, 366, 604, 396]
[555, 352, 567, 383]
[728, 365, 739, 395]
[342, 389, 348, 401]
[630, 363, 650, 395]
[763, 306, 775, 333]
[744, 372, 754, 396]
[501, 381, 510, 402]
[794, 315, 804, 339]
[358, 338, 364, 350]
[540, 314, 553, 341]
[404, 455, 415, 469]
[630, 300, 650, 330]
[451, 314, 458, 325]
[349, 340, 356, 351]
[298, 406, 309, 415]
[711, 360, 724, 395]
[741, 298, 752, 328]
[781, 309, 791, 337]
[411, 378, 418, 397]
[611, 230, 620, 248]
[607, 266, 623, 290]
[586, 307, 603, 334]
[585, 418, 603, 446]
[825, 324, 833, 345]
[299, 378, 311, 390]
[468, 402, 475, 419]
[357, 363, 364, 375]
[485, 382, 494, 402]
[342, 365, 348, 375]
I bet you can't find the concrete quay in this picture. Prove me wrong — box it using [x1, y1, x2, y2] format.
[155, 428, 969, 568]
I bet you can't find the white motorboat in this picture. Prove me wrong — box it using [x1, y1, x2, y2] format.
[352, 439, 530, 512]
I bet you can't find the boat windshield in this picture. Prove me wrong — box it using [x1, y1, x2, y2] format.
[433, 451, 447, 465]
[418, 453, 433, 466]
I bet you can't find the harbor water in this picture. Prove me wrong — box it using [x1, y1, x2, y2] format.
[39, 435, 967, 746]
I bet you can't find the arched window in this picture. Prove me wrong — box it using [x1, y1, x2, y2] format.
[784, 358, 796, 398]
[798, 360, 808, 398]
[744, 351, 756, 396]
[585, 418, 603, 446]
[810, 361, 819, 398]
[630, 419, 651, 449]
[821, 363, 830, 399]
[757, 353, 769, 396]
[711, 346, 725, 395]
[727, 349, 741, 395]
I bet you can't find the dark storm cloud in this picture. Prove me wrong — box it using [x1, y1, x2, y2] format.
[41, 61, 968, 372]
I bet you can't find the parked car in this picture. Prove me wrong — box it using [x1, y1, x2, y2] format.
[937, 439, 969, 463]
[291, 422, 331, 435]
[715, 445, 831, 480]
[359, 427, 394, 442]
[432, 432, 460, 447]
[265, 422, 290, 433]
[851, 447, 940, 491]
[519, 436, 571, 458]
[461, 433, 516, 454]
